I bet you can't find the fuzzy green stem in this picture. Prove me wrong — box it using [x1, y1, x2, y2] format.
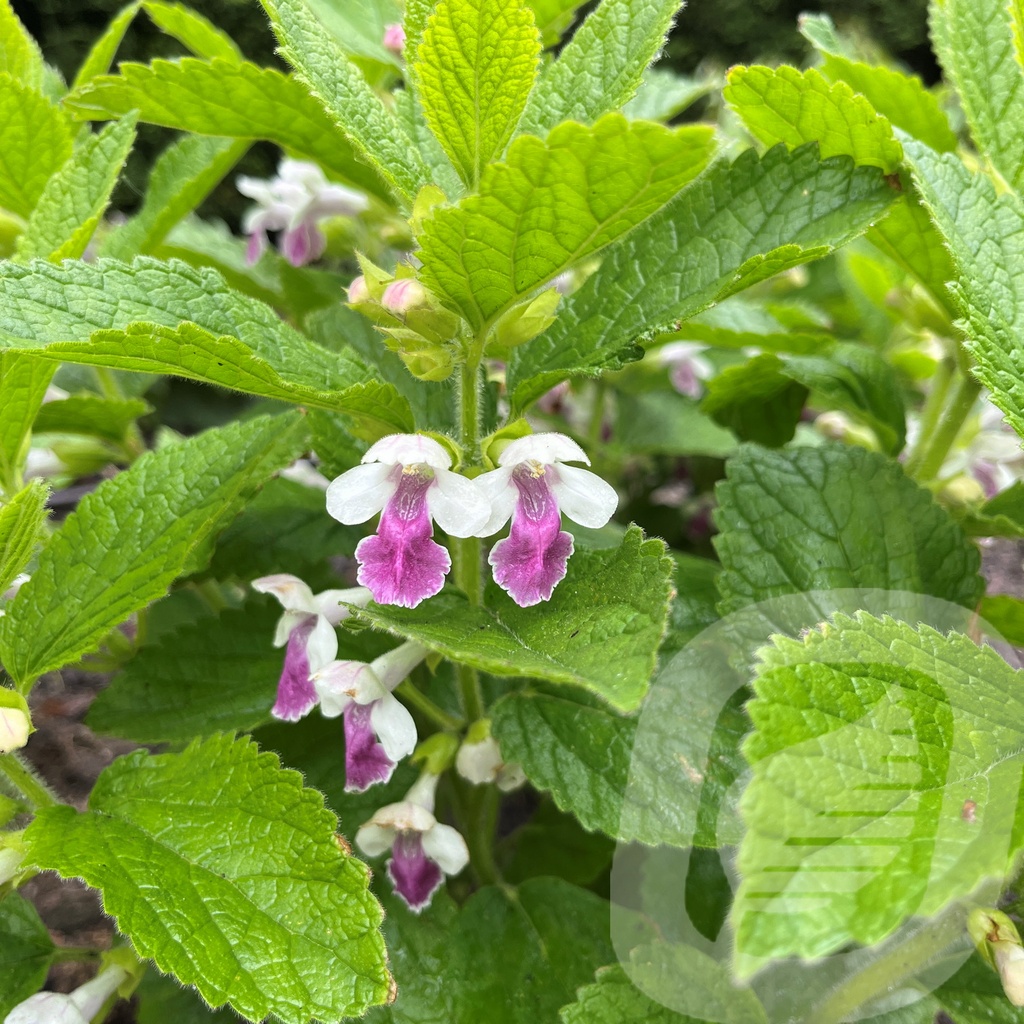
[51, 946, 104, 963]
[462, 784, 500, 886]
[455, 352, 487, 721]
[0, 753, 58, 809]
[396, 680, 463, 731]
[909, 373, 981, 483]
[806, 911, 966, 1024]
[904, 358, 953, 476]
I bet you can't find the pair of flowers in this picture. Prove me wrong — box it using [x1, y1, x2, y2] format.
[326, 431, 617, 610]
[252, 574, 426, 796]
[252, 578, 484, 912]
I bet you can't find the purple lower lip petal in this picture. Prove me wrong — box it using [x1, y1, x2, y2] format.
[388, 832, 444, 912]
[355, 469, 450, 608]
[343, 702, 397, 792]
[489, 464, 573, 607]
[271, 618, 320, 721]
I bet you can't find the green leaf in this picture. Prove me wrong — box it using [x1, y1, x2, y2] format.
[0, 257, 414, 437]
[207, 476, 359, 586]
[801, 18, 957, 152]
[713, 443, 983, 614]
[781, 342, 907, 454]
[16, 114, 137, 262]
[0, 75, 73, 219]
[559, 964, 699, 1024]
[0, 479, 48, 594]
[140, 1, 243, 62]
[65, 58, 390, 200]
[0, 352, 54, 494]
[725, 65, 903, 174]
[866, 184, 956, 315]
[71, 3, 141, 89]
[979, 594, 1024, 645]
[493, 649, 748, 850]
[87, 598, 281, 742]
[299, 0, 402, 72]
[734, 613, 1024, 963]
[259, 0, 428, 204]
[355, 526, 673, 712]
[492, 689, 636, 839]
[136, 968, 241, 1024]
[0, 413, 307, 686]
[518, 0, 681, 138]
[0, 893, 55, 1017]
[508, 145, 896, 409]
[33, 394, 150, 441]
[622, 67, 716, 122]
[906, 142, 1024, 438]
[24, 735, 390, 1023]
[101, 134, 250, 259]
[930, 0, 1024, 190]
[527, 0, 586, 46]
[416, 0, 540, 188]
[615, 391, 737, 458]
[419, 115, 717, 330]
[155, 216, 345, 323]
[365, 878, 620, 1024]
[502, 800, 615, 887]
[701, 355, 808, 448]
[0, 0, 45, 90]
[661, 551, 721, 658]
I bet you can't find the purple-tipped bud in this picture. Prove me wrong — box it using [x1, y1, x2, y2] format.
[383, 23, 406, 54]
[382, 278, 427, 315]
[347, 275, 370, 304]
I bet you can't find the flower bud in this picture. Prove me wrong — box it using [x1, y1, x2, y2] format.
[488, 288, 561, 355]
[347, 275, 370, 304]
[383, 22, 405, 55]
[969, 908, 1024, 1006]
[455, 721, 526, 791]
[382, 278, 428, 315]
[0, 690, 31, 753]
[398, 344, 456, 383]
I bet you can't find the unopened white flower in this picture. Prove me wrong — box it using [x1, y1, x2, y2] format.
[456, 734, 525, 792]
[6, 964, 129, 1024]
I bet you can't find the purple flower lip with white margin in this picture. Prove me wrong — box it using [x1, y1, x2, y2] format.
[474, 433, 618, 607]
[237, 159, 368, 267]
[313, 641, 426, 793]
[326, 434, 490, 609]
[355, 772, 469, 912]
[251, 574, 372, 722]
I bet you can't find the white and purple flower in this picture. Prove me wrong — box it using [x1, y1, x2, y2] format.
[382, 22, 405, 55]
[355, 772, 469, 912]
[251, 574, 371, 721]
[6, 964, 129, 1024]
[456, 733, 525, 792]
[474, 433, 618, 607]
[313, 642, 426, 792]
[326, 434, 490, 609]
[237, 159, 368, 267]
[658, 341, 714, 398]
